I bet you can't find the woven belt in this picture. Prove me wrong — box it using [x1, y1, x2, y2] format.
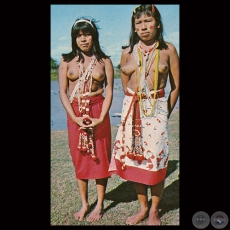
[141, 89, 165, 99]
[126, 88, 165, 99]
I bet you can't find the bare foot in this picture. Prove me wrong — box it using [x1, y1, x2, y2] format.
[126, 211, 147, 225]
[86, 206, 104, 222]
[74, 206, 90, 221]
[147, 210, 161, 225]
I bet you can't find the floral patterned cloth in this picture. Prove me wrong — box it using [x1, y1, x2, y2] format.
[109, 87, 169, 185]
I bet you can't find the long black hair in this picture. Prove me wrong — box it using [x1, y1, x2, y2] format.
[62, 17, 110, 62]
[123, 4, 168, 52]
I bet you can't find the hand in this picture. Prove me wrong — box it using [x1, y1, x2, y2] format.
[74, 115, 103, 129]
[74, 116, 92, 128]
[88, 117, 103, 128]
[81, 116, 103, 129]
[83, 117, 92, 125]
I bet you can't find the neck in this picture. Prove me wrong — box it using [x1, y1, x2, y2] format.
[138, 40, 157, 55]
[81, 51, 93, 58]
[81, 52, 95, 63]
[139, 37, 156, 47]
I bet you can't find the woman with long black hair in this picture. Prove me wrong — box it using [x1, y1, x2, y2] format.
[109, 5, 179, 225]
[59, 17, 114, 222]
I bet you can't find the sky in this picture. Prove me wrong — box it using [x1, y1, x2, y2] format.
[51, 4, 179, 67]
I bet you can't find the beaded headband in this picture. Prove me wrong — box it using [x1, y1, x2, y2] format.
[133, 4, 155, 13]
[73, 19, 94, 28]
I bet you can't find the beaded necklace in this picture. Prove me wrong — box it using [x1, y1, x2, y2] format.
[137, 41, 156, 64]
[69, 56, 97, 104]
[69, 55, 98, 161]
[76, 56, 97, 114]
[137, 41, 160, 117]
[119, 42, 159, 168]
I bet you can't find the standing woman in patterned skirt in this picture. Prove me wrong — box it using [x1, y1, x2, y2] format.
[59, 17, 114, 222]
[109, 4, 179, 225]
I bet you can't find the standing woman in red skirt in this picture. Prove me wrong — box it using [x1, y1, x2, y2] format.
[58, 17, 114, 222]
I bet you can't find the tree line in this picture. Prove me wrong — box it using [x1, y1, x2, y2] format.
[51, 57, 59, 70]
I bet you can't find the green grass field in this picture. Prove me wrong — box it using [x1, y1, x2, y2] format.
[50, 110, 180, 226]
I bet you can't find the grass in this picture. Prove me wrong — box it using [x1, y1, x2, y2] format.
[50, 110, 180, 226]
[50, 68, 121, 81]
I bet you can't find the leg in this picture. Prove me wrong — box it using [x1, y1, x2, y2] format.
[147, 180, 164, 225]
[74, 179, 90, 221]
[86, 178, 108, 222]
[126, 182, 148, 225]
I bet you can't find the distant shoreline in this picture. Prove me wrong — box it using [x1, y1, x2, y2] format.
[51, 79, 179, 130]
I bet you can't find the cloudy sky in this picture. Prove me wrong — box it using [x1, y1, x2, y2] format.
[51, 4, 179, 67]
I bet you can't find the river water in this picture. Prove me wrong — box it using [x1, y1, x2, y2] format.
[51, 79, 179, 130]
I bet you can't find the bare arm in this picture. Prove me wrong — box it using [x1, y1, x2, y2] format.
[58, 58, 85, 126]
[167, 43, 180, 118]
[99, 58, 114, 121]
[88, 58, 114, 127]
[120, 48, 130, 93]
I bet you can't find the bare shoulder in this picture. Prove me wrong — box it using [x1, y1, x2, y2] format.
[102, 57, 113, 66]
[59, 56, 77, 66]
[59, 57, 68, 69]
[59, 57, 65, 64]
[166, 42, 178, 54]
[120, 47, 131, 63]
[122, 46, 131, 56]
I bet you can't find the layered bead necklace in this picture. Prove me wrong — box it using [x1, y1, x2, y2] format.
[137, 40, 160, 117]
[75, 56, 97, 114]
[119, 41, 160, 169]
[69, 55, 98, 161]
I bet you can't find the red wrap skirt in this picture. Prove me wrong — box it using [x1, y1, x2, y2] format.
[67, 94, 111, 179]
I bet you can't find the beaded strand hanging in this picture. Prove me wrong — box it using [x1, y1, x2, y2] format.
[138, 41, 160, 117]
[69, 56, 98, 161]
[119, 41, 160, 169]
